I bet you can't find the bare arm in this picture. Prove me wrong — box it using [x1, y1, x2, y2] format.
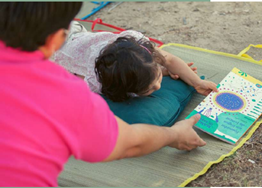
[103, 114, 206, 162]
[156, 47, 201, 87]
[156, 47, 218, 95]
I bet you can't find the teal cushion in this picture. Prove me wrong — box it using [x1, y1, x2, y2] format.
[102, 76, 195, 127]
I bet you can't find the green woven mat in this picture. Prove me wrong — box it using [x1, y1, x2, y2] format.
[58, 44, 262, 187]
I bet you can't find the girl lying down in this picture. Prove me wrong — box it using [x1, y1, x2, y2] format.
[53, 21, 217, 102]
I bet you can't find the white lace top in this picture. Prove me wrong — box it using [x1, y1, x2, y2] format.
[52, 22, 149, 93]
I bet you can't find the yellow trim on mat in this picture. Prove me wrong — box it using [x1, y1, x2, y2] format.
[158, 43, 262, 187]
[179, 119, 262, 187]
[160, 43, 262, 66]
[238, 44, 262, 62]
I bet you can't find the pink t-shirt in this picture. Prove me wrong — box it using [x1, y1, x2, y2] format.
[0, 41, 118, 186]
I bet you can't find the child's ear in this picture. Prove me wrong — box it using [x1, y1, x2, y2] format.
[38, 29, 66, 59]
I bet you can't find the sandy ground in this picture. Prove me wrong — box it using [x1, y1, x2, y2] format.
[88, 2, 262, 187]
[89, 2, 262, 61]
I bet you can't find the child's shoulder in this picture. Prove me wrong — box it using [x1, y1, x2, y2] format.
[118, 30, 149, 41]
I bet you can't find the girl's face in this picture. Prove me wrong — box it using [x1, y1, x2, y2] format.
[139, 67, 163, 96]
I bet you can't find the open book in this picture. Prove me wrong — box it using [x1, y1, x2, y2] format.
[186, 67, 262, 144]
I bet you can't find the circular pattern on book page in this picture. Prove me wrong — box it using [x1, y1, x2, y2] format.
[215, 92, 245, 111]
[208, 89, 250, 114]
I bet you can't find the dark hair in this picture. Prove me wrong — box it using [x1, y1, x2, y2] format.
[0, 2, 82, 51]
[95, 36, 166, 102]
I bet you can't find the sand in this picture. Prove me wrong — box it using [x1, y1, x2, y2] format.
[89, 2, 262, 61]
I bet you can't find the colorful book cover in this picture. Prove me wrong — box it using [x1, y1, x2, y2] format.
[186, 67, 262, 145]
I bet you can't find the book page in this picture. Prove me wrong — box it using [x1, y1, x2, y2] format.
[186, 67, 262, 144]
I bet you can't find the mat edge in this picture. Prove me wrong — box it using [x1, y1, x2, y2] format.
[179, 120, 262, 187]
[160, 43, 262, 187]
[160, 43, 262, 66]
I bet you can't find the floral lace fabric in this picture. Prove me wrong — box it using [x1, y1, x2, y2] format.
[52, 21, 149, 93]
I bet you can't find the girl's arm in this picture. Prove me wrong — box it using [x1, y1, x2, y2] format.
[161, 62, 197, 79]
[156, 47, 199, 86]
[156, 47, 218, 95]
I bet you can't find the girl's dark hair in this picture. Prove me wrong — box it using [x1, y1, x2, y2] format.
[0, 2, 82, 51]
[95, 36, 166, 102]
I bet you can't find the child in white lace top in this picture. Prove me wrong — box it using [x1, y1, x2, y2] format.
[53, 21, 150, 94]
[53, 21, 218, 101]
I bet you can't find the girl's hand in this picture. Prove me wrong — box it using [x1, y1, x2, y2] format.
[168, 62, 197, 80]
[194, 80, 218, 96]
